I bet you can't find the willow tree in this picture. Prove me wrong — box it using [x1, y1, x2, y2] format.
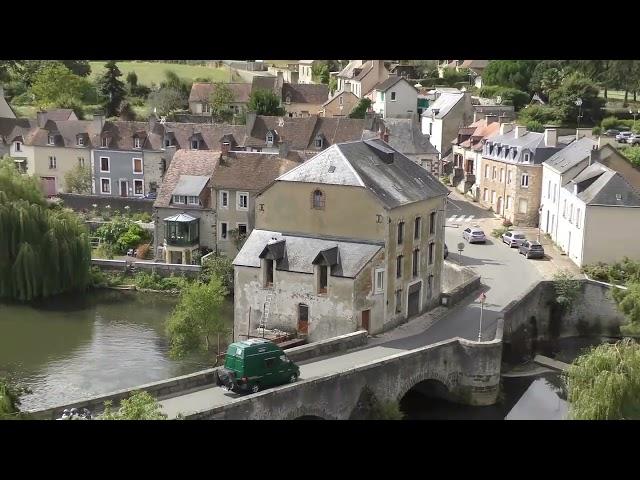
[0, 157, 91, 301]
[566, 339, 640, 420]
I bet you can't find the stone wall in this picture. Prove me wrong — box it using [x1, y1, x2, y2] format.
[440, 260, 482, 306]
[91, 259, 202, 278]
[502, 279, 626, 359]
[60, 193, 154, 214]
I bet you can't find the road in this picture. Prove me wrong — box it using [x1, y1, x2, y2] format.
[159, 190, 544, 418]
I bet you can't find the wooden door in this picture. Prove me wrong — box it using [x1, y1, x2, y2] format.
[297, 304, 309, 335]
[120, 180, 128, 197]
[407, 282, 421, 317]
[361, 310, 370, 333]
[40, 177, 56, 197]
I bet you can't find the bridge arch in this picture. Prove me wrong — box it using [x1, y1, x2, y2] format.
[284, 407, 337, 421]
[397, 375, 453, 404]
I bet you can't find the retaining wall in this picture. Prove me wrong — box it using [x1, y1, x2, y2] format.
[441, 261, 482, 306]
[59, 193, 154, 214]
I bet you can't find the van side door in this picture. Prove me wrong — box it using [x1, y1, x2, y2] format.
[263, 356, 277, 386]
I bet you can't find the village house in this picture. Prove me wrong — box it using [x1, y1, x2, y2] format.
[298, 60, 318, 84]
[421, 91, 474, 158]
[319, 82, 360, 117]
[371, 75, 418, 119]
[478, 124, 570, 226]
[460, 60, 489, 88]
[281, 83, 328, 117]
[267, 62, 300, 84]
[335, 60, 390, 99]
[188, 82, 253, 116]
[540, 137, 640, 266]
[233, 139, 449, 343]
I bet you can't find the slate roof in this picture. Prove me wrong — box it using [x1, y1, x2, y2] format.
[454, 118, 502, 150]
[233, 229, 383, 278]
[460, 60, 489, 70]
[41, 109, 76, 122]
[282, 83, 328, 105]
[163, 122, 246, 151]
[188, 82, 252, 103]
[362, 118, 438, 156]
[211, 153, 298, 191]
[173, 175, 210, 196]
[374, 75, 416, 93]
[251, 76, 278, 94]
[154, 150, 219, 208]
[422, 92, 464, 119]
[543, 137, 598, 173]
[484, 129, 571, 164]
[276, 139, 449, 209]
[565, 162, 640, 206]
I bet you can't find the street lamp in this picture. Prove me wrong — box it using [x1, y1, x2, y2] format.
[630, 109, 640, 130]
[575, 98, 583, 129]
[478, 292, 486, 342]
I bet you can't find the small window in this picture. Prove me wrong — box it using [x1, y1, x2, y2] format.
[395, 289, 402, 314]
[48, 156, 56, 169]
[100, 178, 111, 194]
[48, 134, 55, 145]
[563, 199, 567, 217]
[315, 137, 323, 148]
[491, 190, 496, 204]
[78, 157, 85, 167]
[311, 189, 325, 209]
[172, 195, 186, 204]
[15, 141, 22, 152]
[265, 259, 274, 287]
[506, 195, 512, 210]
[238, 192, 249, 210]
[429, 211, 436, 235]
[100, 157, 110, 172]
[187, 196, 199, 205]
[101, 136, 109, 148]
[576, 208, 581, 229]
[220, 191, 229, 208]
[133, 158, 143, 174]
[547, 180, 551, 199]
[483, 188, 488, 201]
[414, 216, 421, 240]
[77, 136, 84, 146]
[237, 223, 247, 236]
[266, 132, 274, 144]
[164, 138, 172, 147]
[390, 91, 396, 101]
[375, 268, 385, 294]
[285, 96, 291, 105]
[396, 255, 403, 279]
[318, 265, 328, 294]
[134, 137, 141, 149]
[492, 166, 496, 179]
[500, 168, 504, 182]
[507, 170, 512, 184]
[428, 242, 435, 265]
[397, 221, 404, 244]
[518, 198, 528, 214]
[191, 139, 199, 149]
[134, 179, 144, 196]
[524, 153, 531, 162]
[521, 173, 529, 187]
[220, 222, 228, 240]
[484, 165, 489, 178]
[412, 249, 420, 276]
[339, 96, 344, 106]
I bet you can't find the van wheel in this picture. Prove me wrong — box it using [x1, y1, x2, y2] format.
[251, 384, 260, 394]
[227, 383, 234, 392]
[289, 373, 298, 383]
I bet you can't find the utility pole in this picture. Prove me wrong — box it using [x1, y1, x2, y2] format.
[478, 292, 486, 342]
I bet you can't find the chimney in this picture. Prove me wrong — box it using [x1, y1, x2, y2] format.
[498, 114, 510, 124]
[278, 141, 290, 158]
[588, 146, 600, 166]
[276, 71, 284, 90]
[576, 128, 593, 140]
[485, 114, 498, 125]
[148, 114, 157, 131]
[544, 128, 558, 147]
[344, 81, 351, 93]
[93, 111, 105, 132]
[37, 111, 47, 128]
[514, 125, 527, 138]
[499, 123, 514, 135]
[221, 140, 231, 156]
[246, 111, 257, 135]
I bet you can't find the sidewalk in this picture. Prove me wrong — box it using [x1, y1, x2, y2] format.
[513, 227, 582, 279]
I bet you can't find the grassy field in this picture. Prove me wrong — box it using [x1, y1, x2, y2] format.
[88, 61, 240, 86]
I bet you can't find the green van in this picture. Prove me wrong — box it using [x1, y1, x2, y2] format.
[215, 338, 300, 394]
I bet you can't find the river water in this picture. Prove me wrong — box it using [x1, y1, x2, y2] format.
[0, 290, 233, 411]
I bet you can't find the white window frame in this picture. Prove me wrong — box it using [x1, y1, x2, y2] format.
[237, 191, 249, 211]
[133, 179, 144, 196]
[15, 141, 22, 152]
[187, 196, 200, 205]
[220, 190, 229, 208]
[390, 91, 397, 102]
[100, 177, 111, 194]
[48, 156, 57, 169]
[78, 157, 85, 167]
[101, 137, 109, 148]
[484, 165, 489, 179]
[518, 198, 528, 214]
[134, 137, 141, 149]
[547, 180, 551, 199]
[266, 132, 274, 145]
[77, 136, 84, 147]
[576, 208, 581, 229]
[132, 157, 143, 174]
[47, 134, 55, 145]
[100, 156, 110, 173]
[219, 221, 229, 240]
[172, 195, 186, 204]
[236, 222, 248, 237]
[521, 173, 529, 188]
[375, 268, 385, 294]
[524, 153, 531, 162]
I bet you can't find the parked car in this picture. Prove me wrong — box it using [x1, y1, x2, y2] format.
[616, 131, 634, 143]
[604, 129, 620, 137]
[215, 338, 300, 394]
[502, 230, 527, 247]
[145, 192, 157, 199]
[462, 227, 486, 243]
[518, 240, 545, 259]
[628, 134, 640, 145]
[444, 244, 449, 259]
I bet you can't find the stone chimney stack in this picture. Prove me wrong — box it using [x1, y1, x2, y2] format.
[588, 146, 600, 166]
[246, 111, 257, 135]
[148, 114, 157, 131]
[498, 114, 510, 124]
[485, 114, 498, 125]
[514, 125, 527, 139]
[576, 128, 593, 140]
[93, 111, 105, 132]
[500, 123, 514, 135]
[344, 81, 351, 93]
[36, 111, 47, 128]
[544, 128, 558, 147]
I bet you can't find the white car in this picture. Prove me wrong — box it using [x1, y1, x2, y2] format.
[462, 227, 486, 243]
[502, 230, 527, 247]
[616, 131, 633, 143]
[628, 134, 640, 146]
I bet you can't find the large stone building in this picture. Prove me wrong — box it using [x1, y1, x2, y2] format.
[233, 139, 449, 343]
[421, 91, 474, 158]
[478, 125, 569, 226]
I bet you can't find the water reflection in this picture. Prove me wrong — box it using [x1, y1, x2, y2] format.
[0, 290, 233, 410]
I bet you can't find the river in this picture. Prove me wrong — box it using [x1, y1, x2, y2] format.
[0, 289, 233, 411]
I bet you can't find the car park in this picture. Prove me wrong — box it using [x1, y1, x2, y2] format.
[604, 129, 620, 137]
[502, 230, 527, 247]
[518, 240, 545, 259]
[462, 227, 486, 243]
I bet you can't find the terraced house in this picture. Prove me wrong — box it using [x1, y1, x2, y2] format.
[233, 139, 449, 343]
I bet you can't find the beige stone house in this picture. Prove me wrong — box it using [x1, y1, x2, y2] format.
[336, 60, 390, 99]
[320, 87, 359, 117]
[478, 125, 570, 226]
[281, 83, 328, 118]
[188, 82, 252, 116]
[233, 139, 449, 342]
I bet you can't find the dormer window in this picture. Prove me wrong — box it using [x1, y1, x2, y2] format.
[285, 96, 291, 105]
[101, 136, 109, 148]
[339, 95, 344, 106]
[314, 136, 323, 148]
[266, 132, 274, 146]
[77, 136, 84, 147]
[47, 134, 55, 145]
[523, 153, 531, 162]
[191, 139, 199, 149]
[164, 138, 172, 148]
[172, 195, 186, 204]
[134, 137, 141, 149]
[14, 141, 22, 152]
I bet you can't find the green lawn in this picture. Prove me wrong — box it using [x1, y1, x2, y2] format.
[89, 61, 241, 86]
[263, 60, 298, 67]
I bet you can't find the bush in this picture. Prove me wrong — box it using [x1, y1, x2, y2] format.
[11, 91, 34, 106]
[502, 219, 513, 227]
[133, 272, 190, 292]
[619, 146, 640, 168]
[479, 86, 530, 111]
[592, 126, 602, 136]
[95, 217, 150, 254]
[524, 120, 544, 132]
[581, 262, 612, 282]
[518, 104, 564, 125]
[100, 391, 167, 420]
[602, 116, 622, 131]
[201, 254, 234, 294]
[492, 226, 511, 238]
[132, 212, 152, 223]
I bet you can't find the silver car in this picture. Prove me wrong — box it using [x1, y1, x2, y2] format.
[628, 134, 640, 146]
[616, 131, 633, 143]
[502, 230, 527, 247]
[462, 227, 486, 243]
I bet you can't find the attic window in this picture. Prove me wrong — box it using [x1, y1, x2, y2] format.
[77, 136, 84, 147]
[191, 139, 199, 149]
[266, 132, 274, 145]
[101, 136, 109, 148]
[315, 136, 323, 148]
[47, 134, 55, 145]
[134, 137, 141, 149]
[616, 194, 622, 201]
[164, 138, 172, 147]
[328, 165, 336, 173]
[311, 189, 325, 210]
[285, 96, 291, 105]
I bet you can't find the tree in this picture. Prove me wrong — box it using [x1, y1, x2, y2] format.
[248, 89, 285, 116]
[0, 60, 23, 83]
[553, 269, 581, 312]
[56, 94, 85, 119]
[99, 391, 167, 420]
[567, 338, 640, 420]
[166, 276, 229, 359]
[529, 60, 567, 101]
[349, 98, 372, 119]
[0, 379, 21, 419]
[483, 60, 537, 93]
[328, 75, 337, 94]
[612, 282, 640, 335]
[126, 71, 138, 90]
[161, 70, 191, 98]
[148, 87, 187, 116]
[96, 61, 126, 117]
[209, 82, 235, 122]
[64, 164, 92, 194]
[0, 155, 46, 205]
[200, 254, 234, 294]
[61, 60, 91, 77]
[30, 62, 86, 109]
[548, 71, 605, 126]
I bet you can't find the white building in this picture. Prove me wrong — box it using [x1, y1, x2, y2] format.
[541, 138, 640, 266]
[371, 76, 418, 119]
[420, 91, 473, 158]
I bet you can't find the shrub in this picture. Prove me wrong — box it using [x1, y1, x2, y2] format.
[601, 116, 621, 130]
[201, 254, 234, 294]
[136, 243, 151, 260]
[502, 219, 513, 227]
[132, 212, 152, 223]
[492, 226, 511, 238]
[160, 275, 191, 291]
[100, 391, 167, 420]
[581, 262, 612, 282]
[524, 120, 544, 132]
[518, 104, 563, 125]
[619, 146, 640, 168]
[592, 126, 602, 136]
